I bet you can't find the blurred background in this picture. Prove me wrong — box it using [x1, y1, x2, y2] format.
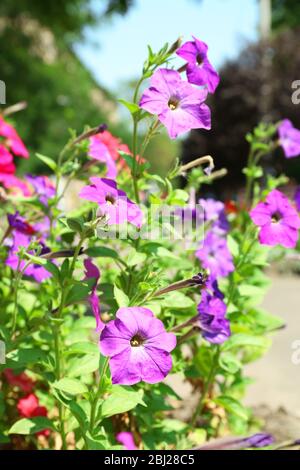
[1, 0, 300, 187]
[1, 0, 300, 436]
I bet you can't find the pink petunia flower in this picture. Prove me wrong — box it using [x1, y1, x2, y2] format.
[139, 68, 211, 139]
[84, 258, 104, 332]
[176, 36, 220, 93]
[250, 189, 300, 248]
[278, 119, 300, 158]
[88, 135, 117, 179]
[116, 432, 138, 450]
[100, 307, 176, 385]
[79, 177, 143, 228]
[0, 116, 29, 158]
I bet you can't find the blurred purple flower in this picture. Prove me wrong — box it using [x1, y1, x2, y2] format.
[278, 119, 300, 158]
[199, 198, 229, 234]
[176, 37, 220, 93]
[7, 212, 35, 235]
[100, 307, 176, 385]
[250, 189, 300, 248]
[27, 175, 55, 206]
[79, 177, 143, 228]
[84, 258, 104, 333]
[139, 68, 211, 139]
[196, 231, 234, 280]
[198, 289, 230, 344]
[294, 187, 300, 212]
[6, 231, 51, 283]
[116, 432, 137, 450]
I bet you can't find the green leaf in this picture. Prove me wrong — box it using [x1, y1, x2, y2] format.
[219, 352, 242, 374]
[222, 333, 271, 352]
[227, 235, 240, 258]
[114, 285, 129, 308]
[23, 252, 47, 265]
[85, 246, 120, 260]
[68, 353, 100, 378]
[66, 217, 84, 233]
[6, 348, 47, 368]
[64, 341, 98, 356]
[215, 395, 249, 421]
[66, 279, 94, 305]
[36, 153, 57, 171]
[8, 417, 54, 435]
[118, 99, 140, 115]
[161, 291, 194, 309]
[101, 386, 146, 418]
[44, 261, 61, 281]
[53, 378, 88, 395]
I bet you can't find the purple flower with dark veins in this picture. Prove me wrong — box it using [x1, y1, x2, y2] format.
[100, 307, 176, 385]
[195, 231, 234, 280]
[139, 68, 211, 139]
[198, 289, 230, 344]
[84, 258, 104, 332]
[278, 119, 300, 158]
[250, 189, 300, 248]
[79, 177, 143, 227]
[176, 37, 220, 93]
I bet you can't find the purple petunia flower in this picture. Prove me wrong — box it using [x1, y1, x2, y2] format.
[195, 231, 234, 280]
[27, 175, 55, 206]
[250, 189, 300, 248]
[198, 198, 229, 234]
[6, 231, 51, 283]
[84, 258, 104, 333]
[198, 289, 230, 344]
[294, 187, 300, 212]
[197, 433, 274, 450]
[176, 36, 220, 93]
[139, 68, 211, 139]
[100, 307, 176, 385]
[278, 119, 300, 158]
[116, 432, 137, 450]
[88, 135, 117, 180]
[79, 177, 143, 228]
[7, 212, 35, 235]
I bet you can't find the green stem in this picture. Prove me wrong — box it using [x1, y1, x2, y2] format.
[192, 346, 220, 426]
[89, 358, 109, 434]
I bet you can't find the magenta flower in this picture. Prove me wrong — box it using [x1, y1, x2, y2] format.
[116, 432, 137, 450]
[295, 187, 300, 212]
[0, 116, 29, 158]
[176, 37, 220, 93]
[88, 135, 117, 179]
[198, 290, 230, 344]
[278, 119, 300, 158]
[100, 307, 176, 385]
[84, 258, 104, 333]
[79, 177, 143, 228]
[250, 189, 300, 248]
[196, 231, 234, 280]
[139, 68, 211, 139]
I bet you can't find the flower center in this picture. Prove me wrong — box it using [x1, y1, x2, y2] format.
[271, 211, 282, 223]
[105, 194, 116, 205]
[196, 53, 204, 66]
[130, 334, 144, 347]
[168, 96, 180, 111]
